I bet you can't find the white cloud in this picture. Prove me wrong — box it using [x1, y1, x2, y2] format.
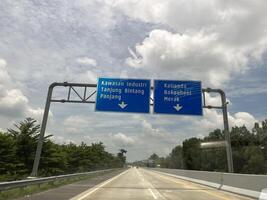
[0, 58, 52, 124]
[0, 59, 10, 84]
[126, 29, 252, 87]
[120, 1, 267, 87]
[0, 89, 52, 122]
[63, 61, 98, 83]
[57, 57, 99, 83]
[27, 107, 53, 122]
[0, 89, 28, 118]
[194, 109, 223, 131]
[58, 114, 181, 160]
[229, 112, 257, 130]
[140, 118, 180, 146]
[228, 86, 267, 97]
[142, 119, 166, 138]
[110, 132, 135, 146]
[76, 57, 97, 66]
[112, 0, 267, 47]
[0, 0, 118, 86]
[63, 116, 89, 126]
[110, 0, 220, 31]
[63, 114, 139, 130]
[52, 135, 75, 145]
[49, 108, 258, 161]
[78, 70, 97, 83]
[63, 115, 89, 134]
[194, 109, 257, 132]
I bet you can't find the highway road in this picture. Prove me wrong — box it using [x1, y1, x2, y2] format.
[71, 168, 253, 200]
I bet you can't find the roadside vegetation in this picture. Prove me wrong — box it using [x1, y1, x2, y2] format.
[139, 119, 267, 174]
[0, 118, 126, 182]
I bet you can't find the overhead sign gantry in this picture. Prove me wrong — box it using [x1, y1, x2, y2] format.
[30, 79, 234, 177]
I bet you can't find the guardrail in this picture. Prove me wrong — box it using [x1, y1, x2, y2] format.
[148, 168, 267, 199]
[0, 168, 119, 191]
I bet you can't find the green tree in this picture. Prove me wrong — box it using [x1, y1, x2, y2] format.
[0, 117, 125, 181]
[144, 119, 267, 174]
[149, 153, 159, 161]
[0, 132, 20, 180]
[241, 146, 266, 174]
[169, 145, 184, 169]
[39, 141, 67, 176]
[183, 138, 201, 170]
[117, 149, 127, 166]
[7, 118, 41, 174]
[253, 121, 267, 160]
[201, 129, 227, 171]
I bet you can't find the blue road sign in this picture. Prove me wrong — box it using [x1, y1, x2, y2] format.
[154, 80, 202, 115]
[96, 78, 150, 113]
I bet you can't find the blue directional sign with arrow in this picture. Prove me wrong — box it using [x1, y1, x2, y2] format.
[96, 78, 150, 113]
[153, 80, 202, 115]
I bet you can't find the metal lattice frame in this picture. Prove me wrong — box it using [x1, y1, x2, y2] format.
[31, 82, 233, 177]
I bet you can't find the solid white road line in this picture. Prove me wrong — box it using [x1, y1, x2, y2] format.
[70, 169, 129, 200]
[137, 168, 166, 200]
[148, 188, 158, 199]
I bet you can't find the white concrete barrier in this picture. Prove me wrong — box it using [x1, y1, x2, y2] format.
[259, 188, 267, 200]
[149, 168, 267, 199]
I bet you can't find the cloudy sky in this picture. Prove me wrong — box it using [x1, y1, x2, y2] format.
[0, 0, 267, 161]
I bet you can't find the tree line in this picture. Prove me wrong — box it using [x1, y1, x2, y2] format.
[143, 119, 267, 174]
[0, 118, 126, 181]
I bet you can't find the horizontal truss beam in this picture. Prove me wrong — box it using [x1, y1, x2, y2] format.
[50, 82, 225, 109]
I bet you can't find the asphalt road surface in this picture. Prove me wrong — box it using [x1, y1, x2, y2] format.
[70, 168, 253, 200]
[17, 169, 125, 200]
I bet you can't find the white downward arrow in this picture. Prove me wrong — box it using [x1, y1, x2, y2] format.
[118, 101, 127, 109]
[173, 104, 183, 111]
